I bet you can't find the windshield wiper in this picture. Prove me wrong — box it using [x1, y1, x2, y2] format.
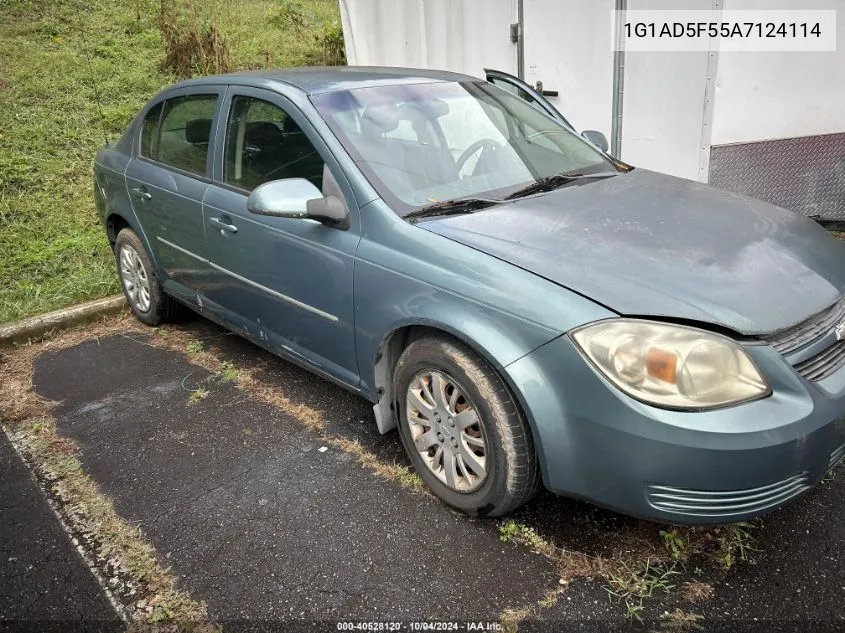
[404, 197, 500, 221]
[505, 171, 619, 201]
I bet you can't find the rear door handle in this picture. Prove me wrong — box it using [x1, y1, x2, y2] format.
[131, 187, 152, 201]
[209, 217, 238, 234]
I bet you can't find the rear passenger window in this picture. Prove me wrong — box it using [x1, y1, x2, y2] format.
[145, 95, 217, 176]
[140, 102, 162, 158]
[223, 96, 323, 192]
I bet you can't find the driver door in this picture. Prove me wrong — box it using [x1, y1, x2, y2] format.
[484, 69, 575, 130]
[198, 87, 361, 389]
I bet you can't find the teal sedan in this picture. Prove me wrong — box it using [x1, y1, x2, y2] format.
[94, 67, 845, 523]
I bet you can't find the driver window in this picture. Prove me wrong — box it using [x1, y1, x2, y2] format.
[223, 96, 323, 192]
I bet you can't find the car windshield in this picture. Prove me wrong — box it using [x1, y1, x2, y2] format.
[311, 81, 618, 216]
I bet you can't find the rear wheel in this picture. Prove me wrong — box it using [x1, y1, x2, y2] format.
[114, 228, 183, 326]
[394, 335, 540, 517]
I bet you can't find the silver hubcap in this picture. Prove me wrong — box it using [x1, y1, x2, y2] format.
[119, 244, 151, 313]
[406, 370, 488, 492]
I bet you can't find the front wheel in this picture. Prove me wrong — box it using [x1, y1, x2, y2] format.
[114, 228, 183, 326]
[394, 335, 540, 517]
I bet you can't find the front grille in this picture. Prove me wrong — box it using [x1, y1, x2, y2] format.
[794, 340, 845, 381]
[830, 443, 845, 470]
[767, 295, 845, 356]
[645, 472, 810, 518]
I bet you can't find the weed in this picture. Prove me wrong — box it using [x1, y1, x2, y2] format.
[711, 522, 755, 570]
[267, 0, 345, 65]
[660, 528, 687, 561]
[605, 558, 678, 621]
[659, 608, 704, 632]
[498, 520, 557, 559]
[680, 580, 713, 603]
[213, 360, 239, 383]
[499, 606, 531, 633]
[660, 522, 758, 571]
[537, 588, 562, 608]
[188, 387, 209, 405]
[158, 0, 232, 78]
[186, 340, 204, 354]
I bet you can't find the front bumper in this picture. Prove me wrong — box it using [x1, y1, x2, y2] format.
[506, 335, 845, 524]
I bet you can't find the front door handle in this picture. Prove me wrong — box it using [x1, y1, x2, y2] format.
[209, 217, 238, 234]
[131, 187, 152, 201]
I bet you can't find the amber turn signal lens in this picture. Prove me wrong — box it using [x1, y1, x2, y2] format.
[646, 347, 677, 384]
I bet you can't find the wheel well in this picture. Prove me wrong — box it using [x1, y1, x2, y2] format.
[106, 214, 131, 247]
[371, 325, 523, 436]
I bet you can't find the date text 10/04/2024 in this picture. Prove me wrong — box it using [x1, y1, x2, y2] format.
[336, 623, 502, 632]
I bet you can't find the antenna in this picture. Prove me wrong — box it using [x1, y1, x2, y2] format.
[75, 0, 110, 146]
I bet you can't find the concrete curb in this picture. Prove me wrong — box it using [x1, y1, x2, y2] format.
[0, 296, 127, 347]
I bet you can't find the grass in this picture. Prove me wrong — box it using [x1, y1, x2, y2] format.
[605, 558, 678, 621]
[0, 0, 343, 324]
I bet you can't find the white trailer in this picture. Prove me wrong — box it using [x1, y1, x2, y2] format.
[339, 0, 845, 220]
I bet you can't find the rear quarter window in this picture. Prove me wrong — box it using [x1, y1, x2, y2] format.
[140, 102, 163, 158]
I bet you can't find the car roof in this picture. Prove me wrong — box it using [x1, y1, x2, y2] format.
[167, 66, 482, 96]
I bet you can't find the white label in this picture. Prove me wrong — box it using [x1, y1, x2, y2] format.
[613, 10, 836, 52]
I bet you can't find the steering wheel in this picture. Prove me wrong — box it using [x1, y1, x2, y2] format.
[456, 138, 500, 175]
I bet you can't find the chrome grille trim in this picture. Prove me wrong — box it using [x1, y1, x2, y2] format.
[794, 340, 845, 382]
[830, 444, 845, 470]
[646, 472, 810, 517]
[767, 295, 845, 356]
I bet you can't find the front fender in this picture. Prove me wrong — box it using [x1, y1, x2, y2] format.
[354, 201, 615, 397]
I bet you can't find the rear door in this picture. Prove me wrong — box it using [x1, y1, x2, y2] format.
[125, 88, 223, 300]
[198, 87, 361, 388]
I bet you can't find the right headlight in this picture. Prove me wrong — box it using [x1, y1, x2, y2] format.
[570, 319, 771, 410]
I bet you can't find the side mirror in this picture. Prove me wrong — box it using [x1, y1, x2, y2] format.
[247, 178, 349, 229]
[581, 130, 609, 153]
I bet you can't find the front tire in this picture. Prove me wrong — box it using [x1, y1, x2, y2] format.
[394, 335, 540, 517]
[114, 228, 182, 326]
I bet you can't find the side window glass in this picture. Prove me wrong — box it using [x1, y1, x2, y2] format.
[223, 95, 324, 192]
[487, 77, 572, 129]
[488, 78, 541, 109]
[140, 102, 163, 159]
[155, 94, 217, 176]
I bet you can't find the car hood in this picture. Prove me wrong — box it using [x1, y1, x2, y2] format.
[420, 169, 845, 335]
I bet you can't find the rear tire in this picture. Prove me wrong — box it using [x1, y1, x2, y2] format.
[394, 335, 540, 517]
[114, 228, 183, 326]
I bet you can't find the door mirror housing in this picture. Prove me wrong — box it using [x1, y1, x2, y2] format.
[247, 178, 349, 229]
[581, 130, 609, 153]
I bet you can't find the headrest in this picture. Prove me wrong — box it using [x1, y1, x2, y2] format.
[244, 121, 284, 145]
[185, 118, 212, 144]
[281, 116, 301, 134]
[361, 103, 399, 134]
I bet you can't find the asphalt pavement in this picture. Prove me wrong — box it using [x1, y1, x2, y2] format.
[1, 317, 842, 631]
[0, 431, 122, 632]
